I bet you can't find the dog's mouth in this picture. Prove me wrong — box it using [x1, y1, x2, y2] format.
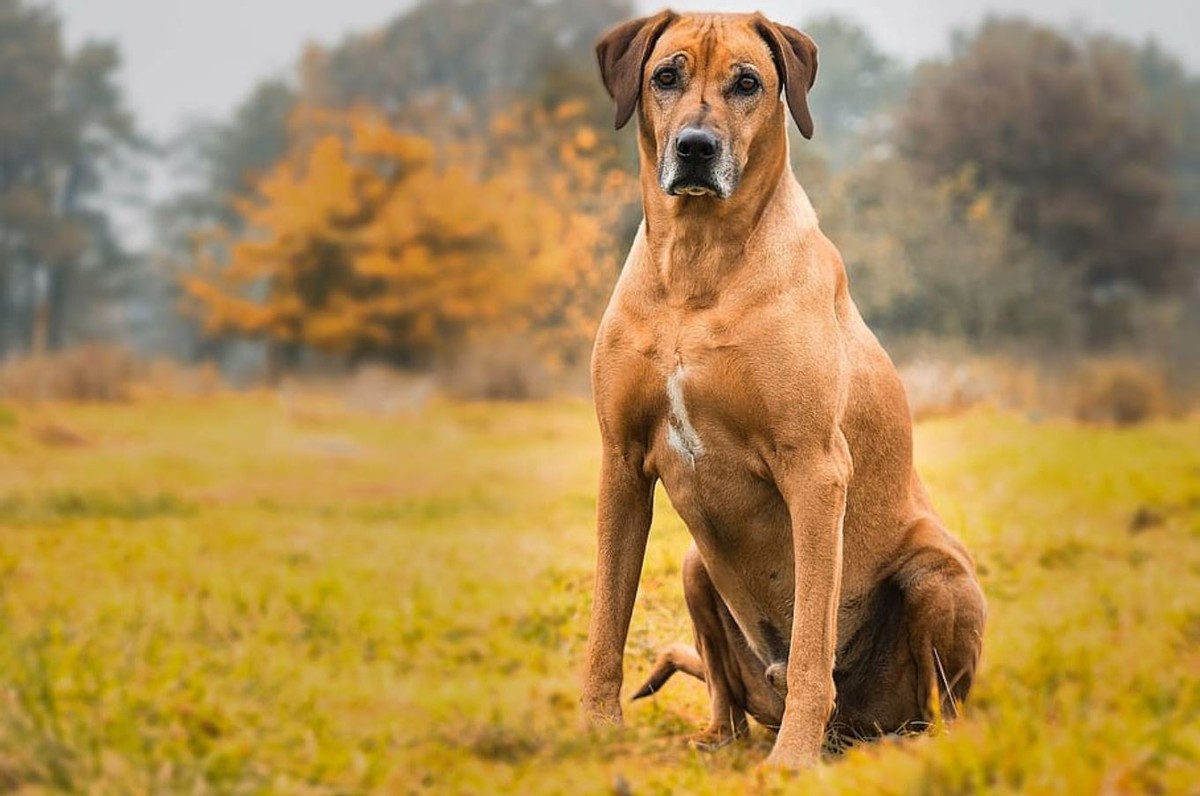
[668, 181, 722, 198]
[659, 154, 736, 200]
[662, 168, 731, 199]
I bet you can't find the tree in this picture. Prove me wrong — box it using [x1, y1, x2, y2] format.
[0, 0, 138, 357]
[797, 15, 908, 170]
[898, 19, 1183, 345]
[821, 158, 1080, 348]
[1124, 40, 1200, 220]
[152, 80, 297, 360]
[160, 0, 638, 369]
[168, 0, 633, 243]
[163, 80, 297, 232]
[183, 106, 633, 371]
[300, 0, 630, 128]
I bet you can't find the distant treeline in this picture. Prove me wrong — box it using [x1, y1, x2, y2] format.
[1, 0, 1197, 374]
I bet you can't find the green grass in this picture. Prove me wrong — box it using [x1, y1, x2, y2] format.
[0, 396, 1197, 794]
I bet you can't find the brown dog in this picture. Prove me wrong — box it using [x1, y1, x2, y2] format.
[580, 11, 987, 769]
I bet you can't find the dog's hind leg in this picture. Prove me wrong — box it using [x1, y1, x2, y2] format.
[831, 517, 985, 740]
[681, 547, 748, 749]
[632, 546, 783, 749]
[895, 519, 986, 723]
[682, 545, 783, 750]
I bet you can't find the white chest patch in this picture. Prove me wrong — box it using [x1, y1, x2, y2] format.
[666, 366, 704, 466]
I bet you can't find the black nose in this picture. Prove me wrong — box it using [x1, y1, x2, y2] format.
[675, 127, 718, 162]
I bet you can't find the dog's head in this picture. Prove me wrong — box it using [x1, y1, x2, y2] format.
[596, 11, 817, 200]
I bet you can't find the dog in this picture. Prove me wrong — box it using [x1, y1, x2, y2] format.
[579, 11, 987, 769]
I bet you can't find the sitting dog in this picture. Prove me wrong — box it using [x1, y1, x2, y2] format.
[579, 10, 986, 769]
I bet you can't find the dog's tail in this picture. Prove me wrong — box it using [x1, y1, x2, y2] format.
[631, 644, 705, 700]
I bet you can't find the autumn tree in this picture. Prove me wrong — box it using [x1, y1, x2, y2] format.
[161, 0, 636, 367]
[168, 0, 632, 234]
[898, 19, 1185, 345]
[184, 106, 633, 372]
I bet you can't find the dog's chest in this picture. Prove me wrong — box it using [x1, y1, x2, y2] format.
[645, 326, 774, 480]
[649, 339, 797, 605]
[609, 293, 803, 481]
[665, 364, 705, 466]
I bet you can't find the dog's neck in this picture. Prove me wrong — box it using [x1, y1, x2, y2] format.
[636, 123, 817, 304]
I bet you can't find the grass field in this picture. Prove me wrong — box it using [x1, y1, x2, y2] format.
[0, 394, 1197, 794]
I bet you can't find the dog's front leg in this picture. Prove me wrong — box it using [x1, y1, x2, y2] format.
[581, 448, 655, 726]
[765, 432, 851, 768]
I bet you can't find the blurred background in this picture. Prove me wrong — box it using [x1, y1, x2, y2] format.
[1, 2, 1199, 793]
[0, 0, 1195, 417]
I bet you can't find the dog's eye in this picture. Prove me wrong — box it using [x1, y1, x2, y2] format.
[735, 74, 761, 95]
[653, 67, 680, 89]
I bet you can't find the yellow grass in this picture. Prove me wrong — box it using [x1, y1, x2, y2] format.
[0, 395, 1197, 793]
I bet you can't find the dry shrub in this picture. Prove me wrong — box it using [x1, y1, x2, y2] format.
[0, 347, 229, 404]
[275, 384, 345, 427]
[437, 337, 557, 402]
[0, 346, 143, 403]
[900, 354, 1176, 425]
[29, 422, 89, 448]
[127, 360, 225, 402]
[342, 366, 435, 415]
[1071, 359, 1169, 427]
[900, 359, 995, 420]
[900, 356, 1061, 420]
[275, 367, 434, 426]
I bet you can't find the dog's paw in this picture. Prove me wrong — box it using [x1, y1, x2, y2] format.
[579, 697, 624, 729]
[762, 745, 820, 770]
[762, 727, 822, 770]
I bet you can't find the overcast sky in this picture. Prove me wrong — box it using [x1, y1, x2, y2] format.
[50, 0, 1196, 139]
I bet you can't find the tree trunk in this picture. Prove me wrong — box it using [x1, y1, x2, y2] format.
[0, 263, 8, 360]
[30, 263, 49, 356]
[47, 265, 71, 350]
[266, 340, 301, 385]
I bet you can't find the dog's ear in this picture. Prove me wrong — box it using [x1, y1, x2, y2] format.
[754, 17, 819, 139]
[596, 10, 677, 130]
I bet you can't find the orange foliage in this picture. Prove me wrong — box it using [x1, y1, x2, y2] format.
[184, 104, 635, 369]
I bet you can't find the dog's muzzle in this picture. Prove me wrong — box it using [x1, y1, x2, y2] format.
[659, 126, 738, 199]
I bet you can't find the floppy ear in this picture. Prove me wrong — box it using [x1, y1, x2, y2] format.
[754, 17, 819, 139]
[595, 10, 677, 130]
